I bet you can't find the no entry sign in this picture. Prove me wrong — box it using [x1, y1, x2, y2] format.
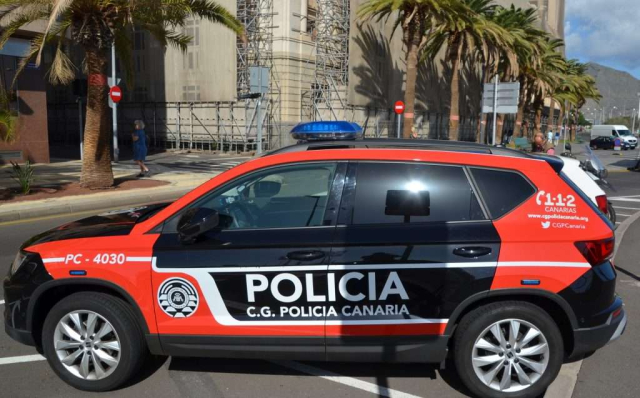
[394, 101, 405, 115]
[109, 86, 122, 103]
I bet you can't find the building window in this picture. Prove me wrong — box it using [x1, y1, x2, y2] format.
[307, 6, 317, 36]
[183, 51, 199, 70]
[182, 85, 200, 101]
[134, 30, 145, 51]
[184, 18, 200, 47]
[135, 54, 146, 72]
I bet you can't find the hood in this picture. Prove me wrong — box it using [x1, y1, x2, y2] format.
[21, 203, 170, 250]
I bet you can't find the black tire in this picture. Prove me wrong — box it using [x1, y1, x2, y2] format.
[607, 202, 616, 224]
[41, 292, 148, 391]
[453, 301, 564, 398]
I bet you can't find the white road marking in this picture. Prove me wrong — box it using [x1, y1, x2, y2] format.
[0, 354, 46, 366]
[616, 222, 621, 224]
[608, 198, 640, 203]
[272, 360, 422, 398]
[610, 194, 640, 198]
[612, 206, 640, 210]
[0, 300, 4, 305]
[617, 213, 632, 217]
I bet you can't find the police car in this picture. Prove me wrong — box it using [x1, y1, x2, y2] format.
[4, 122, 626, 398]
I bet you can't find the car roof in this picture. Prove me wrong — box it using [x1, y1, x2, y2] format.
[266, 138, 532, 159]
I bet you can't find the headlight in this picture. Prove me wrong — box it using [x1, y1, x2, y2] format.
[10, 251, 28, 276]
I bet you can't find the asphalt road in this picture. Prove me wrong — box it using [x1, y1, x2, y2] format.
[0, 166, 637, 398]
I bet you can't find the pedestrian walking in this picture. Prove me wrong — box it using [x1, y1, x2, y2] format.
[532, 132, 555, 155]
[132, 120, 150, 177]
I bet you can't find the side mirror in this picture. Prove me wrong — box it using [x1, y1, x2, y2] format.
[177, 208, 219, 243]
[564, 143, 572, 151]
[385, 190, 430, 222]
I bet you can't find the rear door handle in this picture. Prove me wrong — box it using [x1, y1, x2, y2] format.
[453, 247, 492, 258]
[286, 250, 326, 261]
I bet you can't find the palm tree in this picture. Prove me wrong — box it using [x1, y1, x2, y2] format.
[489, 5, 544, 138]
[553, 60, 601, 140]
[517, 38, 565, 136]
[0, 0, 243, 188]
[424, 0, 515, 141]
[358, 0, 464, 138]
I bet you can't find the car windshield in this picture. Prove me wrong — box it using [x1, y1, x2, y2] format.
[617, 130, 632, 136]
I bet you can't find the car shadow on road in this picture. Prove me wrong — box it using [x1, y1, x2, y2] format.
[164, 356, 476, 397]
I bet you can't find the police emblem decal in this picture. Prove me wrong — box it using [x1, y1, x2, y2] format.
[158, 278, 199, 318]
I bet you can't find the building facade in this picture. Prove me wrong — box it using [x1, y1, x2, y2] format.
[45, 0, 567, 152]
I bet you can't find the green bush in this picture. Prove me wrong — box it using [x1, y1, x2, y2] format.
[10, 161, 34, 195]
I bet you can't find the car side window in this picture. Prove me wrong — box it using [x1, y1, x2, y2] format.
[350, 162, 485, 224]
[189, 163, 338, 230]
[470, 168, 535, 219]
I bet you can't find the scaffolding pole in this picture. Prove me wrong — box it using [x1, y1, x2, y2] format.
[312, 0, 350, 121]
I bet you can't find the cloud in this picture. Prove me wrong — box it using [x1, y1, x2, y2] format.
[565, 0, 640, 77]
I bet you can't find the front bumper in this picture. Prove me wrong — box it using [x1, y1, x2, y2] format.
[570, 304, 627, 359]
[4, 323, 35, 346]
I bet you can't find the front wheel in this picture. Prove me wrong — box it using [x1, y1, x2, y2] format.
[42, 292, 148, 391]
[453, 301, 564, 398]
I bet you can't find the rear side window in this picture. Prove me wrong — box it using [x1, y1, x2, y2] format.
[471, 168, 535, 218]
[351, 162, 485, 224]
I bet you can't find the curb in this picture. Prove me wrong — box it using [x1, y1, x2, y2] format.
[0, 187, 192, 223]
[544, 211, 640, 398]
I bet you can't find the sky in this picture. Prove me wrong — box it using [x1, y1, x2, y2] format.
[565, 0, 640, 78]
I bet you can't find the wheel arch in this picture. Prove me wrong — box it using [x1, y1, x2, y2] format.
[27, 278, 151, 346]
[445, 289, 578, 355]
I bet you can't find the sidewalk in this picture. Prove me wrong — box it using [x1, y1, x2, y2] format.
[0, 151, 251, 222]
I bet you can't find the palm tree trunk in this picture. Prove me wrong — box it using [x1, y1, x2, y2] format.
[558, 106, 565, 141]
[549, 99, 556, 133]
[477, 114, 487, 143]
[497, 113, 505, 143]
[80, 46, 114, 188]
[403, 39, 419, 139]
[534, 96, 544, 135]
[448, 38, 463, 141]
[514, 78, 528, 137]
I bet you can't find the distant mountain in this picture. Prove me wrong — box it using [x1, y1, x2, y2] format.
[582, 63, 640, 124]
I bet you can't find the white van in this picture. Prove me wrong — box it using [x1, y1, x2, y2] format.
[591, 125, 637, 149]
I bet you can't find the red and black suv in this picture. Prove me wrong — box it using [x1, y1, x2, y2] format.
[4, 123, 626, 398]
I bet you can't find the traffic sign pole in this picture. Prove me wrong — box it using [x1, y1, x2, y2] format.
[394, 101, 405, 139]
[111, 44, 119, 163]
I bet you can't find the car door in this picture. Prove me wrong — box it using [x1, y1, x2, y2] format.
[151, 162, 346, 361]
[326, 161, 500, 363]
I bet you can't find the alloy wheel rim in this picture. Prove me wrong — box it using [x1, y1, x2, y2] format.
[471, 318, 549, 393]
[53, 310, 121, 380]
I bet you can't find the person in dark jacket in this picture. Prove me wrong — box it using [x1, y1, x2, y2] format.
[133, 120, 150, 177]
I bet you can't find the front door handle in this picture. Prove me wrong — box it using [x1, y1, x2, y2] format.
[286, 250, 326, 261]
[453, 247, 492, 258]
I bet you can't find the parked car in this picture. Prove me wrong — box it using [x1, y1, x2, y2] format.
[5, 122, 626, 398]
[589, 136, 631, 150]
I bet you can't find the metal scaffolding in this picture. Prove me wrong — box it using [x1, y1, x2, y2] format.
[235, 0, 282, 150]
[312, 0, 350, 120]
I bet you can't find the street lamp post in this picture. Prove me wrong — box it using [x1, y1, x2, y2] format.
[636, 93, 640, 133]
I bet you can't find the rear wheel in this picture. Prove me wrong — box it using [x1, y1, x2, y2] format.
[607, 202, 617, 224]
[453, 302, 563, 398]
[42, 292, 148, 391]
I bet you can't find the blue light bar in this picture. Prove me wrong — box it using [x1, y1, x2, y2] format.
[291, 121, 363, 141]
